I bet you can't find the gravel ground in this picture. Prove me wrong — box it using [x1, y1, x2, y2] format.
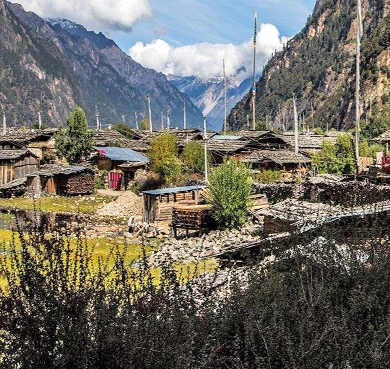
[97, 191, 143, 220]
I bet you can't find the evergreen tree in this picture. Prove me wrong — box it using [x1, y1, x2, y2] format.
[55, 107, 94, 165]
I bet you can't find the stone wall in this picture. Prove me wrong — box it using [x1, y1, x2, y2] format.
[303, 181, 390, 206]
[253, 183, 296, 204]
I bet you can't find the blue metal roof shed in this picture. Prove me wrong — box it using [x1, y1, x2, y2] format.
[212, 135, 242, 141]
[143, 185, 208, 224]
[143, 185, 207, 196]
[94, 147, 149, 163]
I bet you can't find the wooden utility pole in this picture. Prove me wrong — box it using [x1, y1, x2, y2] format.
[203, 117, 209, 182]
[95, 107, 100, 131]
[38, 110, 42, 130]
[183, 98, 187, 130]
[355, 0, 363, 174]
[293, 94, 299, 155]
[252, 11, 258, 131]
[147, 94, 153, 132]
[223, 59, 227, 134]
[2, 111, 6, 136]
[311, 101, 315, 130]
[167, 107, 171, 131]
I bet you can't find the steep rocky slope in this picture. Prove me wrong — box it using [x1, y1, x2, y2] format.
[1, 1, 203, 128]
[0, 0, 83, 126]
[228, 0, 390, 132]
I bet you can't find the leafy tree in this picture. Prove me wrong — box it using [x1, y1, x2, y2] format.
[112, 122, 136, 139]
[32, 122, 49, 130]
[209, 159, 252, 228]
[55, 107, 94, 165]
[313, 135, 355, 175]
[256, 120, 267, 130]
[257, 169, 283, 184]
[182, 141, 209, 174]
[140, 119, 150, 131]
[362, 102, 390, 140]
[149, 133, 181, 183]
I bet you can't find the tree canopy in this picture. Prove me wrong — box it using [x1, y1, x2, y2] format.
[55, 107, 94, 165]
[149, 133, 181, 183]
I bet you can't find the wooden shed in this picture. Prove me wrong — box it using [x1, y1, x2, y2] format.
[143, 185, 208, 224]
[27, 165, 95, 196]
[0, 149, 39, 186]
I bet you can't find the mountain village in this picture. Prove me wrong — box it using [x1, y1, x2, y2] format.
[2, 0, 390, 366]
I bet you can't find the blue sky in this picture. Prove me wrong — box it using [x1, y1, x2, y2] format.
[17, 0, 317, 79]
[113, 0, 317, 51]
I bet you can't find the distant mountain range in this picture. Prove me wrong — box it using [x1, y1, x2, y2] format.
[0, 0, 203, 128]
[168, 75, 254, 131]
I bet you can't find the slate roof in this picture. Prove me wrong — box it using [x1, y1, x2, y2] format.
[94, 147, 149, 163]
[0, 128, 57, 145]
[0, 150, 37, 160]
[212, 135, 242, 140]
[208, 139, 249, 154]
[93, 129, 134, 147]
[240, 150, 312, 166]
[27, 165, 93, 177]
[282, 133, 337, 149]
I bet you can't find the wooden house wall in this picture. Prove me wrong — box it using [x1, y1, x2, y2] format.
[0, 154, 38, 186]
[14, 155, 39, 180]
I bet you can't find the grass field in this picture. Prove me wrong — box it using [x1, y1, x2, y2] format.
[0, 229, 218, 288]
[0, 195, 116, 214]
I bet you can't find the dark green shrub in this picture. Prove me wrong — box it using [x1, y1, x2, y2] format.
[209, 159, 252, 228]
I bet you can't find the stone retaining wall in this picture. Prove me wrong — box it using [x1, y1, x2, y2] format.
[303, 181, 390, 206]
[253, 183, 296, 204]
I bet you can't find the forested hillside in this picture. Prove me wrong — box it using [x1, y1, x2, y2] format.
[0, 0, 83, 126]
[0, 0, 203, 128]
[228, 0, 390, 135]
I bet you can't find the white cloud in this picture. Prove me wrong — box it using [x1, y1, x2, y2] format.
[16, 0, 153, 32]
[129, 23, 288, 80]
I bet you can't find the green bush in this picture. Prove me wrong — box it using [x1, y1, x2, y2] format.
[95, 170, 108, 189]
[2, 210, 390, 367]
[182, 141, 209, 174]
[209, 159, 252, 228]
[257, 170, 283, 184]
[313, 135, 355, 175]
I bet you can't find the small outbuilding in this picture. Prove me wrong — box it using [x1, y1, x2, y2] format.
[92, 147, 149, 190]
[143, 185, 208, 224]
[0, 149, 39, 186]
[27, 165, 95, 196]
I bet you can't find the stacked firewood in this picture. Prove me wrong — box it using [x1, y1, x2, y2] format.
[66, 172, 95, 195]
[172, 205, 212, 230]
